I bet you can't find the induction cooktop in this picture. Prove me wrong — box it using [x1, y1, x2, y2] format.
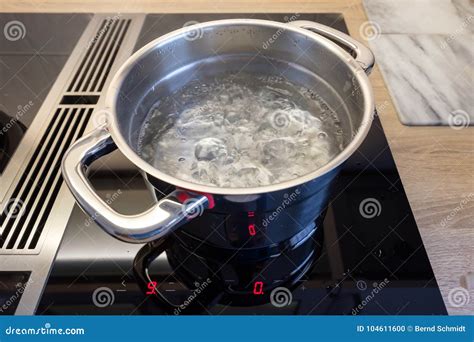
[0, 13, 446, 315]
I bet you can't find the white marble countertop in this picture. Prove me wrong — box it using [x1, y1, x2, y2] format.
[363, 0, 473, 126]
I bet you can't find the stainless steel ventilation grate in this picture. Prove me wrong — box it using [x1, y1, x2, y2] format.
[66, 18, 131, 95]
[0, 15, 134, 255]
[0, 107, 92, 254]
[0, 14, 143, 314]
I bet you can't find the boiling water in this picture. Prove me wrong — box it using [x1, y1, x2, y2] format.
[138, 71, 345, 188]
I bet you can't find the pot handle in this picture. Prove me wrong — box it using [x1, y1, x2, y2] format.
[61, 125, 209, 243]
[288, 20, 375, 74]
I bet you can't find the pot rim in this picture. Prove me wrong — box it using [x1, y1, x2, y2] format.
[104, 18, 375, 196]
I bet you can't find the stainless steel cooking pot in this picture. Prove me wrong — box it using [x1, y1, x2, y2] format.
[62, 19, 375, 245]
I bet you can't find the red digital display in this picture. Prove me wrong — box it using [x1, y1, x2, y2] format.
[146, 281, 157, 295]
[248, 223, 256, 236]
[253, 281, 264, 295]
[247, 212, 256, 236]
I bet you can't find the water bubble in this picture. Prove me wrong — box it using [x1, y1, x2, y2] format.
[138, 66, 344, 188]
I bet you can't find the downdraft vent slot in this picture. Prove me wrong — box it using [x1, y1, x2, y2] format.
[60, 95, 100, 105]
[66, 18, 131, 94]
[1, 15, 134, 255]
[0, 107, 92, 253]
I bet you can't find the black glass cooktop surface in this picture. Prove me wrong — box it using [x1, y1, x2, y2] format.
[0, 13, 92, 174]
[37, 13, 447, 315]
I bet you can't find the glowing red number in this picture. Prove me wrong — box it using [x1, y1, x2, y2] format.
[253, 281, 264, 295]
[146, 281, 157, 295]
[248, 211, 255, 218]
[248, 224, 256, 236]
